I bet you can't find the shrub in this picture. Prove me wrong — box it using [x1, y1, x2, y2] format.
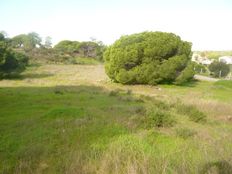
[0, 39, 28, 79]
[192, 62, 207, 73]
[175, 128, 196, 139]
[108, 89, 120, 96]
[146, 106, 175, 127]
[129, 105, 146, 115]
[104, 31, 194, 85]
[176, 104, 206, 123]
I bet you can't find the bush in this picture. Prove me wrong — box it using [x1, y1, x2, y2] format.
[146, 106, 175, 127]
[104, 31, 194, 85]
[176, 104, 206, 123]
[192, 62, 207, 73]
[175, 128, 196, 139]
[209, 61, 230, 78]
[108, 89, 120, 96]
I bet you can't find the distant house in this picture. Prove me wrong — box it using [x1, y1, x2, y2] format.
[191, 53, 200, 62]
[201, 59, 213, 65]
[192, 53, 213, 65]
[219, 56, 232, 64]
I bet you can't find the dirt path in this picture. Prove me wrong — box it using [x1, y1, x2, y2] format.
[194, 75, 219, 82]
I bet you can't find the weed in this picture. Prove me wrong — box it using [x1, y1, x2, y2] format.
[126, 89, 132, 95]
[108, 89, 120, 96]
[129, 105, 146, 115]
[176, 104, 207, 123]
[117, 96, 133, 102]
[175, 128, 196, 139]
[98, 135, 155, 174]
[54, 86, 64, 95]
[145, 106, 175, 127]
[139, 94, 153, 101]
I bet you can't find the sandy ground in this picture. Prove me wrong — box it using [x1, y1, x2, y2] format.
[194, 75, 219, 82]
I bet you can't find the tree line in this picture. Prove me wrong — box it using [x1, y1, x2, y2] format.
[9, 32, 106, 62]
[0, 31, 106, 78]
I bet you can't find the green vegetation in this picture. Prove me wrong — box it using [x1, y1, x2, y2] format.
[214, 80, 232, 88]
[11, 32, 42, 51]
[144, 102, 175, 127]
[196, 50, 232, 60]
[192, 62, 207, 73]
[3, 31, 106, 65]
[74, 57, 101, 65]
[0, 64, 232, 174]
[1, 28, 232, 173]
[0, 33, 28, 79]
[209, 61, 230, 77]
[54, 40, 106, 61]
[176, 103, 207, 123]
[104, 31, 194, 85]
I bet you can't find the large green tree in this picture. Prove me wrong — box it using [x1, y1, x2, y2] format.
[54, 40, 80, 54]
[209, 61, 230, 78]
[104, 31, 194, 85]
[0, 34, 28, 78]
[11, 32, 42, 51]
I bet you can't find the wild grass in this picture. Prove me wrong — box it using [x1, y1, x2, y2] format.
[0, 64, 232, 173]
[214, 80, 232, 88]
[74, 57, 101, 65]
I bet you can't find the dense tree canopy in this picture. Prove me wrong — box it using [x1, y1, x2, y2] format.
[192, 62, 207, 73]
[104, 31, 194, 85]
[0, 34, 28, 78]
[11, 32, 42, 51]
[209, 61, 230, 78]
[54, 40, 80, 54]
[54, 40, 106, 60]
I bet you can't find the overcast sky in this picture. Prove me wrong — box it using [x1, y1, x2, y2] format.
[1, 0, 232, 50]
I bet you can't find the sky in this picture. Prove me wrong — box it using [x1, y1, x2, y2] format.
[1, 0, 232, 50]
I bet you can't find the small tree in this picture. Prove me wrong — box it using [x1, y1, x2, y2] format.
[208, 61, 230, 78]
[192, 62, 207, 73]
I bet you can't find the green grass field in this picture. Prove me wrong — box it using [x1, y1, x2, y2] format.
[1, 64, 232, 174]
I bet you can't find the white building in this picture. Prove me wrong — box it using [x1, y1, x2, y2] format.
[192, 53, 213, 65]
[219, 56, 232, 64]
[201, 59, 213, 65]
[191, 53, 200, 62]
